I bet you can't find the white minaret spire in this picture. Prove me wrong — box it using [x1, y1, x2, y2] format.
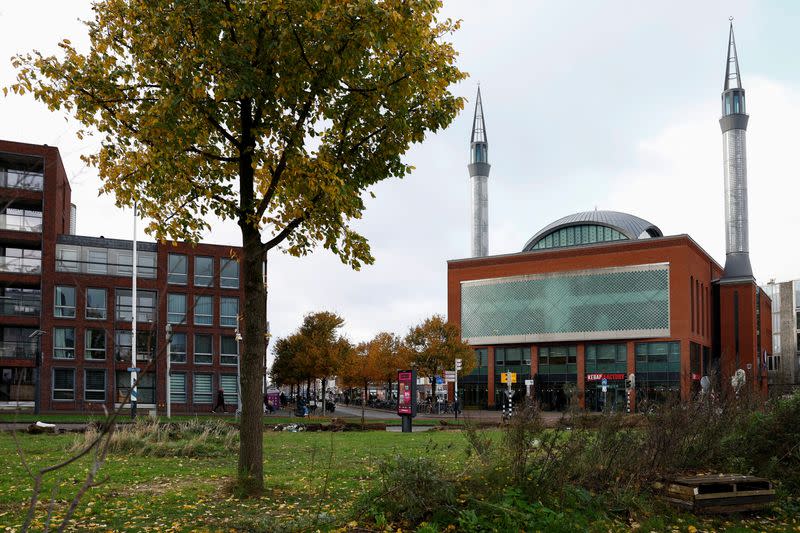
[469, 86, 490, 257]
[720, 19, 753, 280]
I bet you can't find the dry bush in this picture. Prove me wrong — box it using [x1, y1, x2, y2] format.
[71, 418, 238, 458]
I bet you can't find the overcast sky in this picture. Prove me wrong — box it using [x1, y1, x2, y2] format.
[1, 1, 798, 357]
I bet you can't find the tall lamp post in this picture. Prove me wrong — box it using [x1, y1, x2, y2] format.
[28, 330, 46, 415]
[235, 327, 243, 416]
[165, 323, 172, 419]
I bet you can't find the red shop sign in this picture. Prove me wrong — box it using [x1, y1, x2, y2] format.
[585, 373, 626, 382]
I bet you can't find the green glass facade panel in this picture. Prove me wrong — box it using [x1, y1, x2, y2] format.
[585, 343, 627, 374]
[462, 264, 670, 342]
[531, 224, 628, 250]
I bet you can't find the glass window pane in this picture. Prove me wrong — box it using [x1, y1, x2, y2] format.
[53, 327, 75, 359]
[194, 373, 213, 403]
[194, 296, 213, 325]
[220, 258, 239, 288]
[170, 332, 187, 362]
[85, 329, 106, 360]
[167, 293, 187, 324]
[86, 288, 107, 319]
[170, 373, 186, 403]
[85, 370, 106, 401]
[221, 335, 238, 365]
[194, 333, 213, 364]
[168, 254, 187, 284]
[220, 297, 238, 327]
[194, 257, 213, 287]
[220, 374, 238, 405]
[53, 369, 75, 400]
[54, 286, 76, 318]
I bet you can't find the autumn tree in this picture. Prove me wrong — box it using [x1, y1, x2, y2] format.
[339, 340, 383, 428]
[11, 0, 465, 494]
[297, 311, 350, 411]
[403, 315, 475, 401]
[368, 331, 407, 400]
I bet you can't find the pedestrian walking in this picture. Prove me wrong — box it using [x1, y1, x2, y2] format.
[211, 388, 226, 413]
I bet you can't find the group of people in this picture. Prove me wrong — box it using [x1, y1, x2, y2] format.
[210, 388, 287, 414]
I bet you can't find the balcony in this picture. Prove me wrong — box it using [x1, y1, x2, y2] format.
[0, 257, 41, 275]
[0, 169, 44, 192]
[0, 293, 40, 317]
[0, 210, 43, 233]
[0, 340, 38, 360]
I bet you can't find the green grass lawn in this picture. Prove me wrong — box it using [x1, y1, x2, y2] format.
[0, 427, 468, 532]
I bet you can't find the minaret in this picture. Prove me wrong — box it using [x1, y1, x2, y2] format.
[469, 87, 490, 257]
[720, 20, 753, 280]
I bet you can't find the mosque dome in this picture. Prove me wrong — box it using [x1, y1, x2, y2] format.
[522, 210, 663, 252]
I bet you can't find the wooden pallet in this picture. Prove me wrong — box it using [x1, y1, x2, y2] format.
[654, 474, 775, 514]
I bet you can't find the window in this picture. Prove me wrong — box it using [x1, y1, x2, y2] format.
[585, 344, 627, 374]
[0, 207, 42, 232]
[220, 374, 238, 406]
[168, 254, 187, 284]
[116, 371, 155, 404]
[221, 335, 238, 365]
[194, 256, 213, 287]
[220, 258, 239, 288]
[170, 332, 187, 363]
[635, 341, 681, 407]
[194, 333, 213, 364]
[117, 252, 133, 276]
[54, 286, 76, 318]
[220, 297, 238, 327]
[55, 246, 79, 271]
[53, 369, 75, 400]
[53, 327, 75, 359]
[85, 370, 106, 401]
[170, 373, 186, 403]
[87, 249, 108, 274]
[0, 287, 40, 316]
[194, 373, 213, 403]
[85, 329, 106, 360]
[116, 289, 157, 322]
[194, 295, 213, 325]
[86, 288, 107, 319]
[537, 345, 577, 374]
[115, 330, 156, 361]
[167, 293, 187, 324]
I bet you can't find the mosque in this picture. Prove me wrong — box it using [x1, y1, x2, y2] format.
[447, 23, 772, 411]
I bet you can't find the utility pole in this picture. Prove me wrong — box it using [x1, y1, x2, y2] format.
[454, 358, 462, 420]
[130, 202, 138, 420]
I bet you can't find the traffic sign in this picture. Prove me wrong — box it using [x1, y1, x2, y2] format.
[444, 371, 456, 383]
[455, 358, 462, 370]
[524, 379, 534, 386]
[601, 378, 608, 387]
[602, 385, 608, 393]
[127, 367, 141, 373]
[500, 372, 517, 384]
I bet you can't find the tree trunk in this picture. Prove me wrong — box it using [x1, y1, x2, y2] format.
[237, 221, 266, 496]
[321, 377, 327, 415]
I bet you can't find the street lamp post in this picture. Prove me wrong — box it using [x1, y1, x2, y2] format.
[235, 328, 243, 416]
[28, 330, 46, 415]
[165, 323, 172, 419]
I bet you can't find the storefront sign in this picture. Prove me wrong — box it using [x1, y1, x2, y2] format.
[586, 373, 626, 382]
[397, 370, 417, 416]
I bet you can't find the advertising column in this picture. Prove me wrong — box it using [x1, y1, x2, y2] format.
[397, 370, 417, 433]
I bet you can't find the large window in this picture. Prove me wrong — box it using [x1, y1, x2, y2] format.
[194, 333, 213, 364]
[167, 293, 187, 324]
[538, 345, 577, 375]
[53, 327, 75, 359]
[0, 287, 40, 317]
[170, 373, 186, 403]
[0, 247, 41, 274]
[194, 373, 213, 403]
[220, 297, 238, 327]
[220, 374, 238, 406]
[87, 249, 108, 274]
[194, 296, 213, 326]
[54, 286, 76, 318]
[116, 371, 155, 404]
[220, 258, 239, 288]
[221, 335, 238, 365]
[168, 254, 187, 285]
[170, 332, 187, 363]
[84, 370, 106, 401]
[85, 329, 106, 360]
[194, 256, 214, 287]
[528, 224, 629, 251]
[585, 344, 627, 374]
[116, 289, 157, 322]
[85, 288, 107, 320]
[53, 368, 75, 400]
[55, 244, 157, 278]
[115, 330, 156, 361]
[635, 341, 680, 407]
[0, 167, 43, 191]
[0, 207, 42, 232]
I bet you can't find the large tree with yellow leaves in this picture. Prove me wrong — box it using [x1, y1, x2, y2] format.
[11, 0, 464, 494]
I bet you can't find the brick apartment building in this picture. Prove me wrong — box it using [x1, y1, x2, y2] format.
[0, 139, 249, 414]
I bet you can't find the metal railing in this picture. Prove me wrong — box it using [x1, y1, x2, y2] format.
[0, 169, 44, 191]
[0, 258, 41, 274]
[0, 341, 39, 360]
[0, 216, 42, 233]
[0, 294, 40, 316]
